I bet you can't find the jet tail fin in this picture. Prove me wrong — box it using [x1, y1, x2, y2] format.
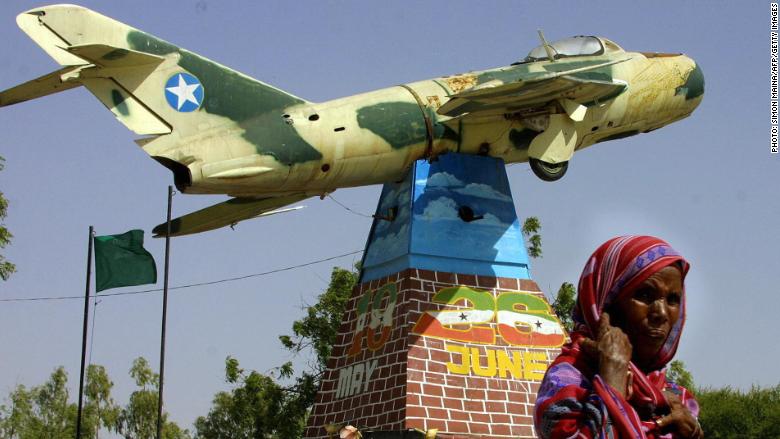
[2, 4, 308, 137]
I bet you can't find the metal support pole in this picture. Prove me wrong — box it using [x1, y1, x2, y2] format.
[76, 225, 94, 439]
[156, 186, 173, 439]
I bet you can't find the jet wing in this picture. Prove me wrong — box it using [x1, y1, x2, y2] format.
[153, 194, 310, 237]
[437, 58, 630, 118]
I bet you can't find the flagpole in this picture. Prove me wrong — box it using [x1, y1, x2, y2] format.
[76, 225, 94, 439]
[156, 186, 173, 439]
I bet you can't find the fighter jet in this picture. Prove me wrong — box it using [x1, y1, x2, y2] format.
[0, 5, 703, 236]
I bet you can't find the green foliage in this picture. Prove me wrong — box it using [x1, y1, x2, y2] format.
[0, 156, 15, 280]
[193, 360, 291, 439]
[552, 282, 576, 333]
[519, 218, 577, 335]
[666, 360, 694, 390]
[0, 383, 33, 438]
[225, 356, 242, 384]
[0, 360, 188, 439]
[80, 364, 120, 438]
[116, 357, 190, 439]
[0, 367, 76, 438]
[282, 267, 358, 372]
[195, 266, 358, 439]
[521, 216, 542, 258]
[0, 383, 31, 438]
[660, 359, 780, 438]
[696, 384, 780, 439]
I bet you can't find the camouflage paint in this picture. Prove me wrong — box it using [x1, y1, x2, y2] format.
[427, 108, 459, 142]
[596, 129, 640, 143]
[2, 4, 705, 227]
[127, 31, 322, 164]
[676, 63, 705, 100]
[474, 65, 539, 87]
[468, 59, 611, 89]
[111, 89, 129, 116]
[103, 48, 129, 61]
[541, 59, 612, 74]
[356, 102, 427, 149]
[544, 60, 624, 105]
[509, 128, 536, 150]
[580, 83, 627, 107]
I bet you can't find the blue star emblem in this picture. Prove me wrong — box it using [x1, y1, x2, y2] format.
[164, 73, 204, 112]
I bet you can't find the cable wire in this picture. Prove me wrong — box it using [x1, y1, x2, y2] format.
[0, 249, 364, 303]
[88, 298, 100, 366]
[327, 194, 374, 218]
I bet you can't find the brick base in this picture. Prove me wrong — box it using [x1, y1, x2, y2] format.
[304, 269, 565, 438]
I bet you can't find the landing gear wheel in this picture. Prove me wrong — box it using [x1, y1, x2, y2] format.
[529, 158, 568, 182]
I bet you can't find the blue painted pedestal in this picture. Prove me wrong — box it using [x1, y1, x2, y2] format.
[361, 153, 532, 282]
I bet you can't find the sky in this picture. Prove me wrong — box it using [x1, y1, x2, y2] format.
[0, 0, 777, 435]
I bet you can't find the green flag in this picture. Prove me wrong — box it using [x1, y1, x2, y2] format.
[94, 230, 157, 292]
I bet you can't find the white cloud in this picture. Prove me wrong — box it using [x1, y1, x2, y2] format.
[420, 196, 459, 220]
[364, 223, 409, 264]
[454, 183, 513, 202]
[376, 185, 411, 233]
[417, 172, 464, 188]
[379, 187, 399, 210]
[480, 213, 507, 226]
[379, 185, 410, 210]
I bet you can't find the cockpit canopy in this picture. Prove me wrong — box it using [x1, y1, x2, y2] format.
[523, 36, 623, 62]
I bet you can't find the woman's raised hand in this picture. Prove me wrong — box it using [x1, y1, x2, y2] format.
[580, 312, 634, 398]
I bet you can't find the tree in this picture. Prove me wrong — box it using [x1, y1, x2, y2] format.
[83, 364, 120, 439]
[696, 384, 780, 438]
[0, 156, 15, 280]
[35, 367, 77, 438]
[0, 366, 76, 438]
[552, 282, 576, 333]
[666, 360, 694, 390]
[279, 267, 358, 375]
[519, 218, 576, 333]
[521, 216, 542, 259]
[0, 384, 34, 438]
[195, 266, 358, 439]
[193, 357, 289, 439]
[116, 357, 190, 439]
[519, 217, 576, 332]
[0, 361, 188, 439]
[658, 361, 780, 437]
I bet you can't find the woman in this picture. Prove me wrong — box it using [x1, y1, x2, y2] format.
[534, 236, 702, 439]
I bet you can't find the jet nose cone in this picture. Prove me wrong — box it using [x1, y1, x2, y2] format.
[675, 56, 704, 110]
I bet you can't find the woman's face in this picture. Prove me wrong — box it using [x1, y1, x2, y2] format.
[612, 265, 683, 369]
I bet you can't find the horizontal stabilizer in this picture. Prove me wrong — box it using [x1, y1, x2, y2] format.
[438, 58, 630, 118]
[0, 66, 83, 107]
[153, 194, 310, 237]
[66, 44, 165, 68]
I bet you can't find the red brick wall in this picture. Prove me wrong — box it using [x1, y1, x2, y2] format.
[304, 269, 565, 439]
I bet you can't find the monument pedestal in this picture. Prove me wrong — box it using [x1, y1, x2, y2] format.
[304, 154, 565, 438]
